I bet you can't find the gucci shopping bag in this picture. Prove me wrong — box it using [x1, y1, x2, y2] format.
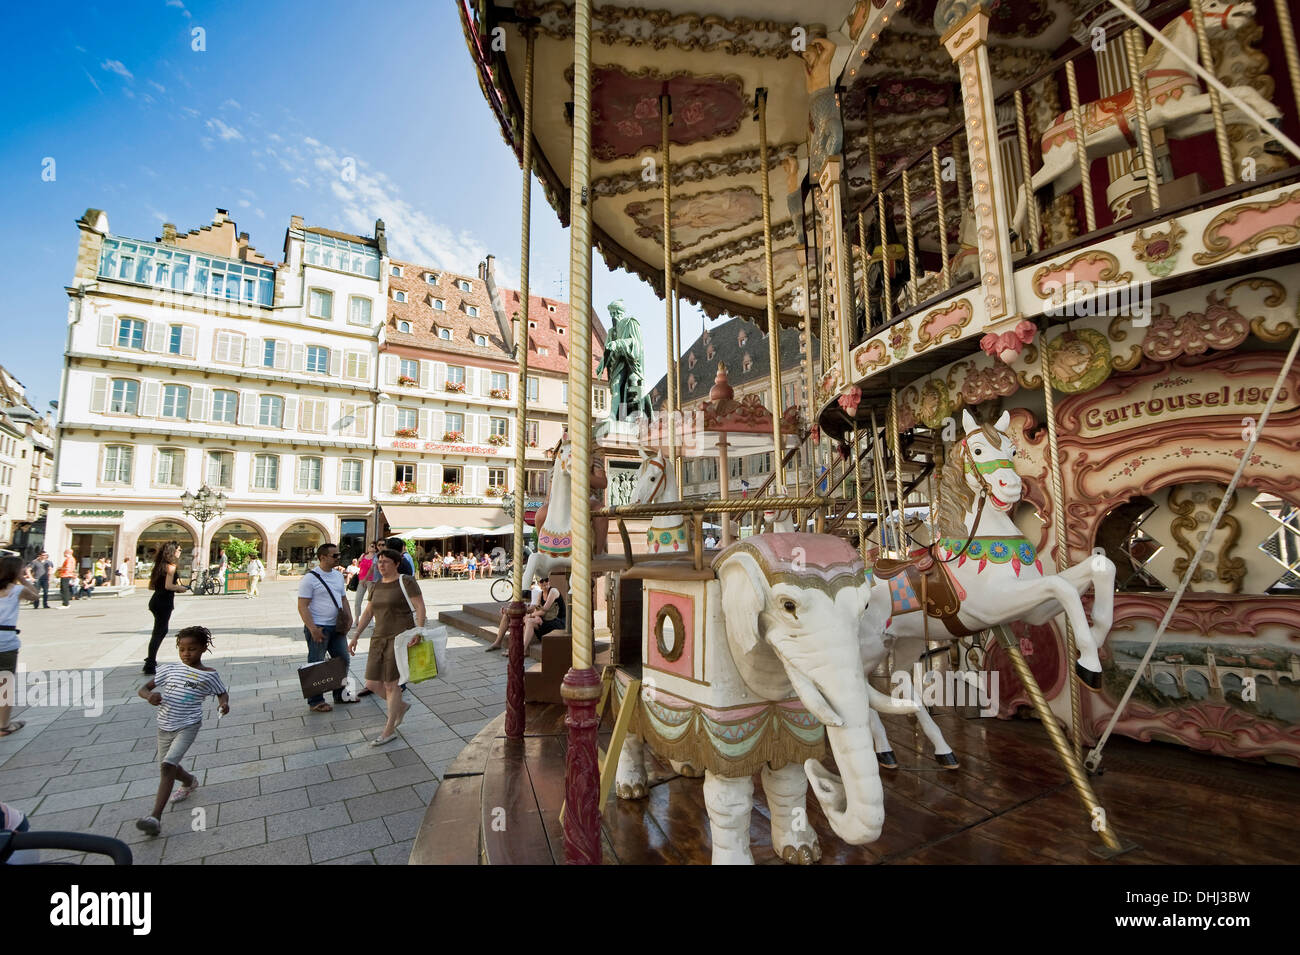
[298, 654, 348, 699]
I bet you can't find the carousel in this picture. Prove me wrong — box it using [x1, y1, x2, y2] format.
[415, 0, 1300, 865]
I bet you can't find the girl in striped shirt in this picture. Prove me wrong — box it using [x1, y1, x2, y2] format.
[135, 626, 229, 836]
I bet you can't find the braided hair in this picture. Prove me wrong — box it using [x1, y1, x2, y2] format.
[176, 625, 215, 651]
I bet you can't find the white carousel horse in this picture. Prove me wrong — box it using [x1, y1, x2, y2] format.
[631, 447, 693, 556]
[861, 409, 1117, 761]
[520, 442, 573, 590]
[1011, 0, 1281, 237]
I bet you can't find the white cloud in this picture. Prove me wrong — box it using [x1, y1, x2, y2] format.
[205, 117, 244, 141]
[181, 106, 199, 118]
[237, 199, 251, 208]
[101, 59, 133, 80]
[221, 98, 241, 110]
[81, 68, 103, 94]
[148, 80, 166, 94]
[165, 0, 193, 19]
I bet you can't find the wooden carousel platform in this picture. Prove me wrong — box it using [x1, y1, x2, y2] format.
[411, 692, 1300, 865]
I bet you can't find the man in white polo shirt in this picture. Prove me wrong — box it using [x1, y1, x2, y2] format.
[296, 542, 354, 713]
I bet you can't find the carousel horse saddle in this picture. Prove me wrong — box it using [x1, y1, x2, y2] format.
[872, 546, 972, 637]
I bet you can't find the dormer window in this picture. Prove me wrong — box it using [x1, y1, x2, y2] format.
[742, 352, 753, 372]
[425, 273, 439, 285]
[465, 305, 479, 318]
[557, 327, 565, 335]
[706, 344, 716, 360]
[688, 352, 697, 369]
[432, 298, 445, 310]
[457, 279, 472, 292]
[438, 327, 452, 340]
[390, 265, 403, 277]
[475, 334, 488, 346]
[687, 374, 697, 391]
[528, 320, 537, 329]
[547, 304, 556, 312]
[397, 320, 412, 333]
[538, 347, 549, 356]
[394, 290, 407, 303]
[738, 329, 747, 347]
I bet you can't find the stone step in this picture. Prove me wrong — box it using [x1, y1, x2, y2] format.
[438, 609, 497, 643]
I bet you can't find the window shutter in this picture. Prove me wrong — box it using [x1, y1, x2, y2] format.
[329, 348, 343, 378]
[433, 363, 446, 390]
[181, 326, 197, 358]
[240, 391, 257, 425]
[420, 360, 433, 389]
[419, 409, 432, 439]
[356, 353, 371, 382]
[418, 462, 435, 495]
[381, 404, 395, 436]
[383, 354, 398, 386]
[378, 460, 394, 493]
[98, 315, 116, 347]
[354, 405, 369, 438]
[274, 341, 289, 370]
[146, 322, 166, 353]
[247, 338, 262, 368]
[291, 344, 306, 372]
[235, 334, 247, 365]
[432, 410, 444, 438]
[190, 386, 209, 422]
[141, 381, 161, 417]
[90, 376, 108, 413]
[283, 396, 299, 430]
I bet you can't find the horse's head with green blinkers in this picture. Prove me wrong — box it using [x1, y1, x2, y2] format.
[958, 409, 1023, 513]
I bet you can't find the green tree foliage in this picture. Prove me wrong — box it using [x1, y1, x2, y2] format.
[222, 537, 261, 571]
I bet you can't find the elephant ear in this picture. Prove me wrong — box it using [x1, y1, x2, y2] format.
[716, 551, 794, 700]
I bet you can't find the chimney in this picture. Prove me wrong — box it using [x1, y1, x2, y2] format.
[374, 218, 387, 256]
[290, 214, 304, 232]
[214, 209, 229, 225]
[478, 260, 487, 280]
[485, 254, 496, 280]
[161, 223, 177, 242]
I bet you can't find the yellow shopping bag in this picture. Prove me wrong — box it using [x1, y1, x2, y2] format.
[406, 636, 440, 683]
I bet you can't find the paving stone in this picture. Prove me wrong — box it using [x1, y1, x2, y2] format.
[161, 818, 267, 864]
[1, 744, 72, 767]
[397, 725, 462, 747]
[283, 745, 351, 771]
[372, 839, 415, 866]
[0, 760, 81, 786]
[411, 740, 467, 765]
[192, 744, 265, 770]
[260, 763, 332, 795]
[450, 719, 492, 739]
[204, 835, 311, 866]
[26, 804, 101, 832]
[269, 723, 317, 743]
[325, 752, 394, 780]
[321, 850, 376, 864]
[71, 748, 158, 773]
[124, 777, 163, 799]
[344, 739, 410, 759]
[388, 748, 424, 769]
[368, 764, 435, 792]
[256, 738, 319, 759]
[265, 801, 352, 841]
[383, 807, 427, 843]
[307, 818, 392, 862]
[252, 716, 307, 736]
[309, 729, 368, 749]
[216, 787, 311, 825]
[307, 774, 377, 806]
[202, 757, 286, 785]
[92, 795, 174, 832]
[31, 782, 130, 814]
[92, 721, 157, 743]
[345, 785, 422, 824]
[36, 766, 125, 795]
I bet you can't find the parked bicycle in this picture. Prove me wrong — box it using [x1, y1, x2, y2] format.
[490, 561, 515, 602]
[191, 569, 224, 596]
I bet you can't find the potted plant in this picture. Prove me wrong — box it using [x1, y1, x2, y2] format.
[489, 387, 509, 399]
[442, 431, 463, 442]
[487, 433, 507, 446]
[441, 482, 462, 496]
[484, 485, 504, 498]
[392, 480, 416, 494]
[444, 380, 466, 393]
[397, 374, 418, 387]
[395, 426, 419, 438]
[222, 537, 260, 594]
[526, 439, 538, 448]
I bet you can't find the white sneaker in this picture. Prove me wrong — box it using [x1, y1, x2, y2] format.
[135, 816, 161, 836]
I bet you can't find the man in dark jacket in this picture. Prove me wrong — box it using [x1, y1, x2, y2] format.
[28, 552, 52, 609]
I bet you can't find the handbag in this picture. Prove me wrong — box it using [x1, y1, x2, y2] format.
[309, 570, 348, 629]
[346, 574, 359, 592]
[394, 575, 442, 685]
[298, 654, 348, 699]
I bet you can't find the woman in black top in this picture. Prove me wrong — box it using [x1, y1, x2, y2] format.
[517, 572, 566, 659]
[143, 542, 189, 674]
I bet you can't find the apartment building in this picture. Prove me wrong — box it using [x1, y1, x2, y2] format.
[44, 208, 383, 580]
[649, 315, 818, 501]
[0, 365, 54, 551]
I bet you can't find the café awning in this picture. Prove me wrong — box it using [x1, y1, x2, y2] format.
[381, 504, 511, 538]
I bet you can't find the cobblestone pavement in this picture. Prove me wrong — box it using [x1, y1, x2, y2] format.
[0, 578, 507, 864]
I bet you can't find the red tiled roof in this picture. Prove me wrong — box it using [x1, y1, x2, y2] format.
[384, 259, 508, 361]
[496, 287, 607, 379]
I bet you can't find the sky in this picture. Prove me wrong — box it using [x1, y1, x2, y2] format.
[0, 0, 716, 413]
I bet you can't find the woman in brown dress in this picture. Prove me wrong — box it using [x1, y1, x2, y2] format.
[349, 548, 426, 746]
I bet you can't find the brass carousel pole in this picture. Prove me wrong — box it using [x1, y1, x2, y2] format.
[1276, 0, 1300, 121]
[661, 92, 681, 496]
[1039, 330, 1084, 758]
[561, 0, 601, 865]
[506, 23, 536, 741]
[869, 407, 890, 555]
[853, 421, 868, 563]
[1064, 60, 1097, 233]
[888, 390, 906, 556]
[673, 278, 684, 496]
[758, 88, 785, 491]
[1189, 0, 1235, 185]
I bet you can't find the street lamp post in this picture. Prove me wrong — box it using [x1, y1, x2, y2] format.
[180, 484, 227, 573]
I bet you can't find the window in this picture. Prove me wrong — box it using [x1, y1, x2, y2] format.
[594, 388, 607, 412]
[442, 465, 462, 486]
[538, 347, 549, 356]
[262, 339, 280, 369]
[397, 320, 412, 334]
[167, 325, 184, 355]
[306, 345, 330, 374]
[425, 272, 439, 285]
[438, 328, 452, 340]
[109, 379, 139, 414]
[526, 469, 548, 495]
[432, 298, 445, 311]
[348, 296, 372, 326]
[214, 330, 245, 364]
[160, 384, 189, 419]
[547, 304, 556, 312]
[344, 352, 369, 380]
[749, 453, 772, 476]
[490, 416, 508, 437]
[475, 334, 488, 347]
[395, 463, 415, 485]
[524, 419, 540, 446]
[259, 395, 284, 428]
[297, 456, 323, 492]
[340, 459, 362, 493]
[488, 468, 506, 489]
[445, 412, 464, 434]
[117, 318, 145, 350]
[155, 448, 184, 487]
[561, 381, 568, 403]
[394, 290, 407, 303]
[100, 236, 274, 304]
[465, 305, 479, 318]
[308, 288, 333, 320]
[526, 376, 539, 400]
[252, 454, 279, 490]
[303, 232, 379, 279]
[341, 402, 368, 438]
[300, 399, 327, 433]
[396, 408, 417, 433]
[457, 279, 471, 292]
[211, 389, 238, 424]
[102, 445, 133, 484]
[447, 366, 466, 386]
[206, 450, 234, 488]
[391, 265, 403, 277]
[399, 358, 419, 382]
[491, 372, 508, 394]
[557, 326, 565, 335]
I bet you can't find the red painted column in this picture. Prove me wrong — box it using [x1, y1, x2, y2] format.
[562, 666, 602, 864]
[505, 601, 525, 739]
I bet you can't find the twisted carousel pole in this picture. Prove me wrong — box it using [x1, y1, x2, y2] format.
[661, 92, 681, 494]
[505, 23, 536, 742]
[758, 88, 785, 490]
[561, 0, 601, 865]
